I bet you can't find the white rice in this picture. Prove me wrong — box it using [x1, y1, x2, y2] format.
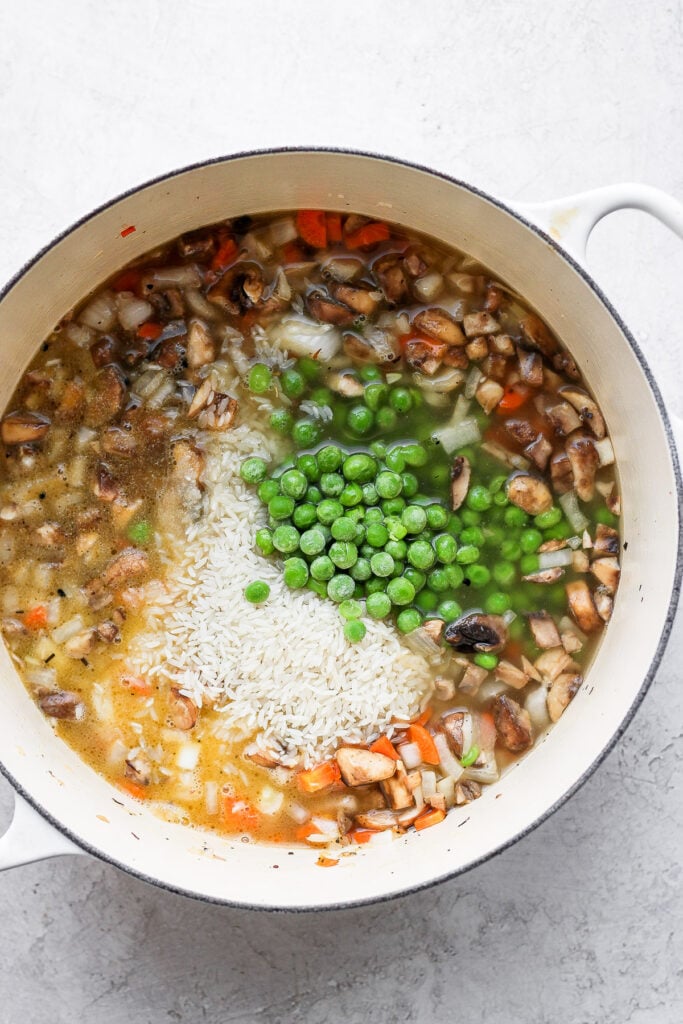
[129, 419, 432, 767]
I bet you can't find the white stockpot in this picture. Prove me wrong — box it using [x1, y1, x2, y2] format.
[0, 151, 681, 910]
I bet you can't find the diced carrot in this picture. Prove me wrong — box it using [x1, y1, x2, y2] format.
[283, 241, 307, 264]
[296, 209, 327, 249]
[137, 321, 163, 340]
[498, 384, 530, 413]
[23, 605, 48, 631]
[414, 707, 433, 727]
[399, 333, 442, 355]
[316, 856, 339, 868]
[297, 759, 341, 794]
[112, 269, 142, 292]
[414, 807, 446, 831]
[407, 724, 440, 766]
[223, 795, 260, 832]
[120, 225, 136, 238]
[369, 735, 400, 761]
[345, 221, 390, 249]
[295, 822, 321, 843]
[117, 778, 147, 800]
[120, 673, 153, 697]
[211, 237, 238, 272]
[479, 711, 497, 751]
[326, 212, 342, 244]
[350, 829, 375, 845]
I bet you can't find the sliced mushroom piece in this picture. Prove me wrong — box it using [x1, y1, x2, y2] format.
[559, 386, 606, 440]
[546, 401, 582, 437]
[102, 547, 149, 588]
[475, 378, 504, 414]
[177, 231, 215, 260]
[506, 473, 553, 515]
[561, 630, 584, 654]
[1, 616, 27, 637]
[455, 779, 482, 806]
[606, 484, 621, 516]
[538, 538, 568, 553]
[336, 747, 396, 787]
[63, 628, 98, 659]
[93, 463, 119, 502]
[322, 257, 364, 283]
[102, 426, 138, 457]
[306, 290, 356, 326]
[547, 673, 582, 723]
[593, 586, 614, 622]
[517, 348, 544, 386]
[96, 620, 120, 643]
[125, 751, 152, 786]
[187, 377, 215, 418]
[442, 346, 469, 369]
[492, 694, 533, 752]
[525, 434, 553, 471]
[403, 246, 430, 278]
[489, 334, 515, 356]
[186, 319, 216, 370]
[342, 331, 400, 366]
[327, 372, 365, 398]
[463, 311, 500, 337]
[433, 676, 456, 701]
[590, 556, 620, 593]
[527, 611, 562, 649]
[168, 688, 198, 730]
[566, 580, 603, 633]
[330, 281, 381, 317]
[593, 523, 620, 557]
[450, 455, 471, 511]
[1, 410, 51, 446]
[206, 262, 264, 314]
[404, 338, 447, 375]
[523, 567, 565, 584]
[372, 253, 409, 304]
[381, 766, 415, 810]
[465, 336, 489, 362]
[85, 366, 127, 428]
[519, 313, 557, 357]
[422, 618, 445, 643]
[354, 808, 399, 832]
[494, 660, 529, 690]
[441, 710, 469, 757]
[505, 419, 537, 448]
[444, 613, 507, 654]
[38, 689, 86, 720]
[534, 647, 574, 682]
[566, 435, 599, 502]
[521, 655, 542, 682]
[458, 663, 489, 696]
[412, 308, 465, 346]
[550, 450, 575, 494]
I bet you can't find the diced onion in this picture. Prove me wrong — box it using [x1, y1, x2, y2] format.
[525, 685, 550, 730]
[257, 785, 284, 816]
[269, 217, 297, 246]
[242, 231, 272, 261]
[176, 743, 200, 770]
[64, 322, 95, 348]
[464, 365, 483, 399]
[436, 775, 456, 808]
[148, 266, 201, 289]
[420, 770, 437, 799]
[413, 272, 444, 302]
[51, 615, 84, 645]
[205, 782, 219, 816]
[117, 295, 154, 332]
[559, 490, 589, 532]
[76, 426, 97, 447]
[538, 548, 574, 570]
[567, 535, 581, 550]
[287, 802, 310, 824]
[433, 417, 481, 455]
[399, 741, 422, 770]
[502, 609, 517, 627]
[414, 367, 465, 394]
[266, 314, 341, 361]
[79, 291, 117, 331]
[463, 752, 499, 784]
[434, 732, 464, 781]
[594, 437, 615, 467]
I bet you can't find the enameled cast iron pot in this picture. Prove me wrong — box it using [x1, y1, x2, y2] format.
[0, 150, 682, 910]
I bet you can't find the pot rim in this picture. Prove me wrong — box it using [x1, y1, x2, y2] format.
[0, 146, 681, 912]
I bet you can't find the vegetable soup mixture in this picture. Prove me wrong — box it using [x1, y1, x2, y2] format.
[0, 209, 621, 858]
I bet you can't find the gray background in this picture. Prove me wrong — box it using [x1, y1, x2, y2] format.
[0, 1, 682, 1021]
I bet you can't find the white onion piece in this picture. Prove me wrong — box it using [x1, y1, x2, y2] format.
[117, 295, 154, 331]
[257, 785, 284, 816]
[242, 231, 272, 261]
[26, 667, 57, 689]
[64, 321, 95, 348]
[176, 743, 200, 770]
[269, 217, 297, 246]
[434, 732, 464, 781]
[464, 365, 483, 399]
[205, 782, 219, 816]
[436, 775, 456, 808]
[79, 291, 117, 331]
[415, 367, 465, 394]
[185, 288, 222, 321]
[433, 417, 481, 455]
[51, 615, 84, 645]
[148, 266, 201, 289]
[463, 752, 499, 784]
[266, 314, 341, 361]
[525, 685, 551, 731]
[420, 770, 437, 799]
[594, 437, 615, 467]
[566, 535, 581, 550]
[413, 271, 444, 302]
[271, 267, 291, 302]
[287, 802, 310, 824]
[538, 548, 574, 570]
[559, 490, 589, 532]
[399, 741, 422, 770]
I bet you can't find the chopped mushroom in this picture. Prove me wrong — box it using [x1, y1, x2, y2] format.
[534, 647, 574, 681]
[550, 450, 575, 494]
[306, 290, 356, 326]
[102, 547, 149, 588]
[243, 741, 286, 768]
[1, 410, 51, 446]
[590, 557, 620, 593]
[517, 348, 544, 387]
[381, 766, 415, 810]
[354, 809, 399, 831]
[186, 319, 216, 370]
[458, 662, 489, 696]
[463, 311, 499, 337]
[527, 611, 562, 649]
[444, 613, 507, 653]
[326, 372, 365, 398]
[593, 523, 620, 557]
[492, 695, 533, 752]
[422, 618, 445, 643]
[455, 780, 482, 805]
[450, 455, 471, 510]
[207, 262, 264, 313]
[372, 253, 409, 304]
[63, 628, 98, 659]
[342, 331, 400, 366]
[330, 281, 381, 317]
[85, 366, 126, 427]
[475, 378, 504, 414]
[168, 688, 198, 730]
[505, 419, 537, 447]
[412, 308, 465, 346]
[404, 338, 447, 375]
[561, 630, 584, 654]
[546, 401, 582, 436]
[37, 689, 86, 720]
[466, 337, 489, 361]
[566, 435, 599, 501]
[125, 751, 152, 786]
[593, 586, 614, 622]
[606, 485, 621, 516]
[336, 747, 396, 787]
[566, 580, 603, 633]
[494, 660, 529, 690]
[559, 386, 606, 439]
[93, 463, 119, 502]
[519, 313, 557, 357]
[525, 434, 553, 471]
[523, 567, 565, 584]
[547, 673, 582, 722]
[442, 710, 468, 757]
[506, 473, 553, 515]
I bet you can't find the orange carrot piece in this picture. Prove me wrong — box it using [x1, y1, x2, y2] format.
[23, 605, 48, 631]
[137, 321, 163, 340]
[350, 829, 375, 845]
[282, 241, 307, 264]
[414, 807, 446, 831]
[112, 268, 142, 292]
[295, 822, 321, 843]
[498, 384, 530, 413]
[345, 221, 390, 249]
[407, 724, 440, 766]
[296, 209, 327, 249]
[117, 778, 148, 800]
[211, 237, 238, 272]
[223, 795, 260, 832]
[414, 707, 433, 727]
[369, 735, 400, 761]
[316, 856, 339, 868]
[326, 212, 342, 243]
[297, 759, 341, 794]
[120, 673, 153, 697]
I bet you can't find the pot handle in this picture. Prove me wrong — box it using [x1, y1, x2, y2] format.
[0, 793, 83, 870]
[513, 183, 683, 262]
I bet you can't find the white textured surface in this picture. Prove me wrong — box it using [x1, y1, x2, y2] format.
[0, 1, 682, 1021]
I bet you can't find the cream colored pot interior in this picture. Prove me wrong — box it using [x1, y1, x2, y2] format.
[0, 153, 678, 908]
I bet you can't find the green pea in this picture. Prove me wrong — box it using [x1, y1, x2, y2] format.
[400, 472, 419, 498]
[248, 363, 273, 394]
[307, 579, 328, 597]
[445, 564, 465, 588]
[327, 574, 355, 602]
[240, 457, 268, 484]
[292, 419, 321, 448]
[376, 471, 403, 499]
[424, 504, 448, 530]
[310, 386, 333, 407]
[360, 542, 375, 559]
[365, 523, 389, 548]
[255, 527, 274, 555]
[317, 499, 343, 525]
[127, 520, 152, 545]
[370, 551, 395, 577]
[258, 479, 279, 504]
[466, 484, 493, 512]
[500, 540, 522, 561]
[272, 525, 300, 553]
[596, 507, 618, 526]
[416, 588, 439, 612]
[244, 580, 270, 604]
[329, 541, 358, 569]
[408, 540, 436, 570]
[543, 522, 572, 540]
[386, 576, 416, 606]
[434, 533, 458, 564]
[269, 495, 295, 520]
[280, 469, 308, 500]
[360, 365, 382, 382]
[270, 409, 294, 435]
[346, 404, 374, 435]
[342, 453, 377, 483]
[456, 544, 479, 565]
[467, 564, 491, 588]
[297, 356, 322, 382]
[320, 472, 344, 497]
[366, 576, 387, 595]
[366, 591, 391, 618]
[427, 568, 450, 592]
[483, 525, 505, 547]
[382, 497, 406, 516]
[460, 744, 481, 768]
[384, 516, 408, 541]
[344, 619, 367, 643]
[312, 447, 338, 475]
[493, 491, 509, 507]
[283, 557, 309, 589]
[299, 528, 326, 557]
[364, 507, 383, 524]
[505, 506, 529, 528]
[340, 483, 363, 507]
[362, 482, 378, 505]
[331, 517, 357, 542]
[385, 539, 407, 560]
[370, 440, 387, 459]
[364, 382, 389, 411]
[306, 485, 323, 505]
[399, 505, 426, 535]
[429, 464, 451, 489]
[461, 508, 481, 527]
[438, 598, 462, 621]
[534, 506, 562, 529]
[350, 557, 372, 582]
[384, 448, 406, 473]
[520, 553, 540, 575]
[310, 555, 335, 581]
[280, 367, 305, 399]
[375, 406, 398, 431]
[490, 474, 508, 495]
[485, 592, 512, 615]
[401, 443, 427, 468]
[493, 561, 516, 587]
[473, 653, 498, 671]
[520, 528, 543, 554]
[447, 513, 463, 536]
[389, 387, 412, 414]
[396, 608, 423, 634]
[403, 567, 427, 593]
[460, 525, 484, 547]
